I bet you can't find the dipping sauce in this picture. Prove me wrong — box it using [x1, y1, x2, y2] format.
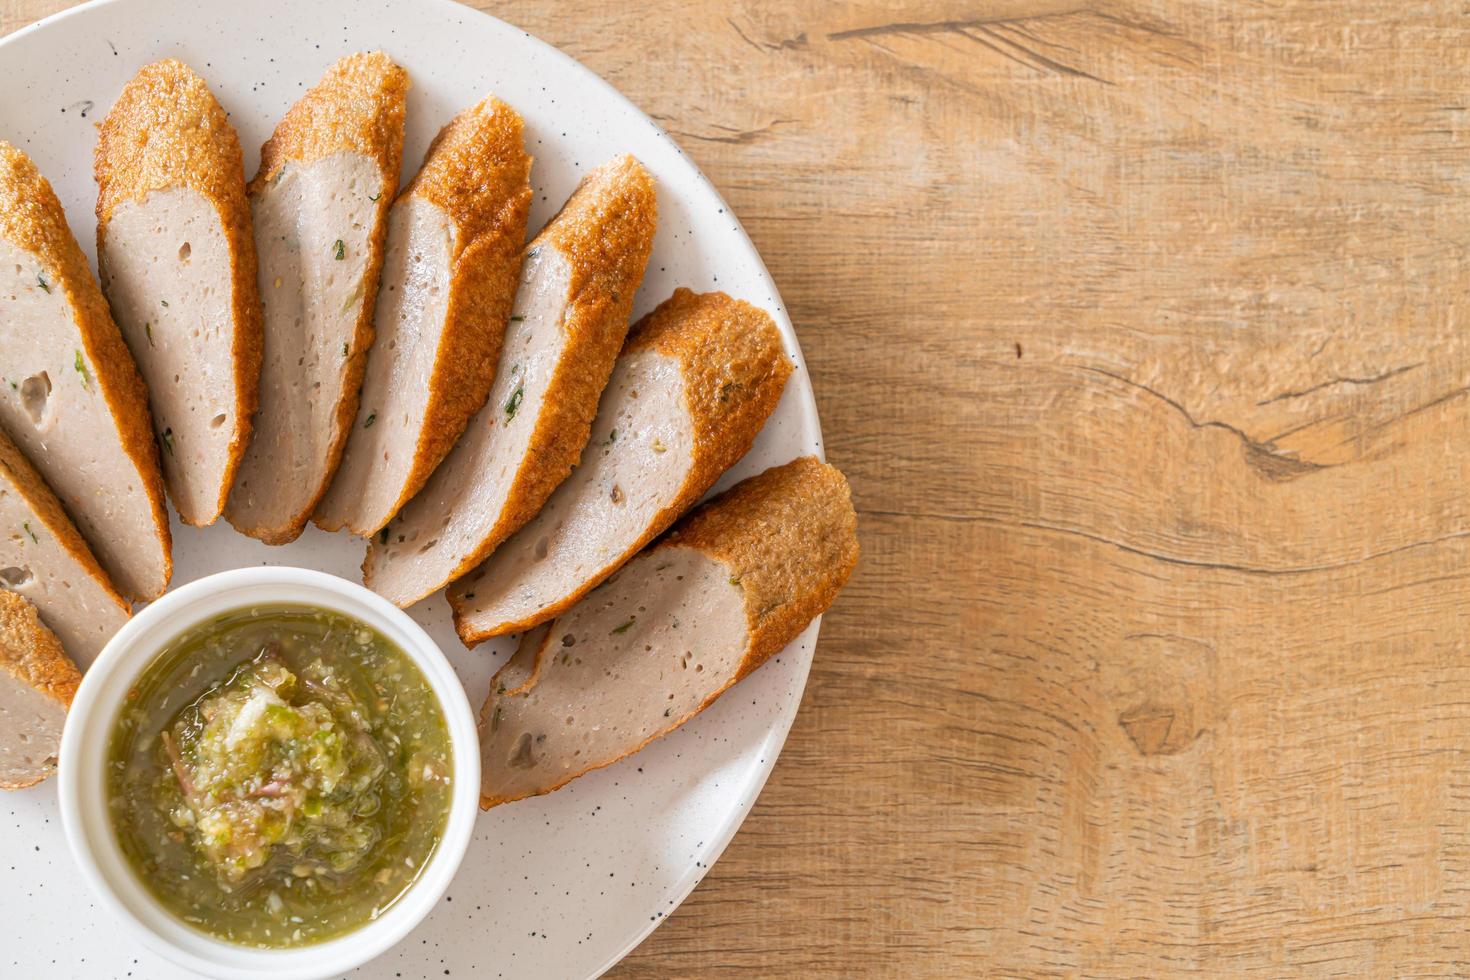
[105, 605, 452, 947]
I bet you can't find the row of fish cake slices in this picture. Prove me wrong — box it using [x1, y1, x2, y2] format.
[0, 53, 859, 806]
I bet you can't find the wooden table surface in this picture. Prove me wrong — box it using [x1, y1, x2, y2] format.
[10, 0, 1470, 974]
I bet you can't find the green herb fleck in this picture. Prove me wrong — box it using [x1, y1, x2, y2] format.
[610, 618, 635, 635]
[363, 412, 377, 429]
[342, 342, 349, 357]
[607, 428, 618, 445]
[36, 271, 50, 293]
[490, 707, 502, 733]
[339, 278, 365, 315]
[509, 315, 525, 322]
[8, 381, 16, 391]
[368, 192, 381, 202]
[333, 239, 346, 261]
[160, 299, 169, 307]
[160, 427, 174, 455]
[526, 246, 541, 259]
[22, 522, 37, 544]
[504, 386, 523, 420]
[144, 322, 154, 346]
[74, 350, 90, 391]
[729, 575, 743, 587]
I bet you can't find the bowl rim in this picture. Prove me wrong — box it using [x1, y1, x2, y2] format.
[57, 566, 482, 980]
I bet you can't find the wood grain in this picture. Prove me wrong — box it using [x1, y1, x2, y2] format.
[9, 0, 1470, 975]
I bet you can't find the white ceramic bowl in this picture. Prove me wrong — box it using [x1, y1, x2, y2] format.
[6, 3, 823, 975]
[57, 567, 482, 980]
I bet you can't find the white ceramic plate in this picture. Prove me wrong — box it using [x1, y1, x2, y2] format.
[0, 1, 826, 976]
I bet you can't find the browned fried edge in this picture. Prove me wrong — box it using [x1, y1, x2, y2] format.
[0, 589, 82, 789]
[230, 53, 409, 543]
[0, 141, 172, 600]
[249, 52, 409, 191]
[0, 428, 131, 620]
[477, 456, 858, 808]
[94, 59, 261, 527]
[451, 287, 791, 641]
[489, 625, 548, 699]
[314, 94, 532, 537]
[366, 154, 656, 603]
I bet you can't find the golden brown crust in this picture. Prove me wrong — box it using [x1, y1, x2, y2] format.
[237, 53, 409, 542]
[0, 429, 130, 619]
[95, 59, 261, 526]
[95, 60, 248, 226]
[250, 52, 409, 192]
[363, 156, 653, 598]
[477, 456, 857, 808]
[452, 288, 790, 641]
[431, 155, 656, 598]
[662, 456, 858, 679]
[0, 141, 171, 599]
[0, 590, 80, 704]
[0, 590, 81, 789]
[392, 95, 533, 519]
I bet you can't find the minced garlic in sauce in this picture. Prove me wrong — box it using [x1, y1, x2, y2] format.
[105, 605, 452, 947]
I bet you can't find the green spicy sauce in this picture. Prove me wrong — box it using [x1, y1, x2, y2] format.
[105, 605, 453, 947]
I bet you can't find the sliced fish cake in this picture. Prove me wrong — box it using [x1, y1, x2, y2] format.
[0, 141, 171, 601]
[478, 456, 858, 808]
[0, 428, 129, 668]
[450, 289, 791, 642]
[96, 59, 262, 527]
[0, 589, 81, 789]
[365, 155, 657, 607]
[313, 95, 533, 538]
[226, 52, 410, 544]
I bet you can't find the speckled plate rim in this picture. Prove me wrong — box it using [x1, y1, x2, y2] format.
[0, 0, 826, 975]
[377, 5, 830, 975]
[437, 8, 828, 977]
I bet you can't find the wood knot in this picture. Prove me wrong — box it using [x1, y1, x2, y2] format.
[1243, 442, 1325, 483]
[1103, 634, 1218, 756]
